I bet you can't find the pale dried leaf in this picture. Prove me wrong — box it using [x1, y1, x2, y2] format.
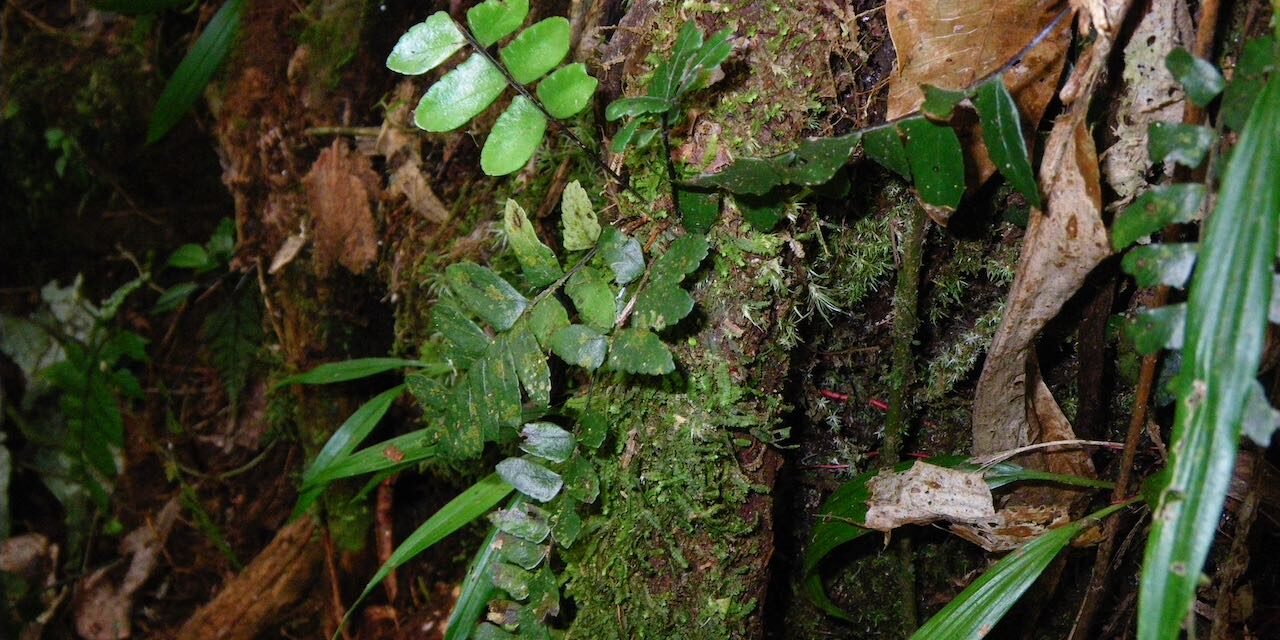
[268, 232, 307, 275]
[1099, 0, 1193, 206]
[304, 141, 381, 276]
[74, 500, 179, 640]
[973, 114, 1109, 456]
[864, 461, 996, 531]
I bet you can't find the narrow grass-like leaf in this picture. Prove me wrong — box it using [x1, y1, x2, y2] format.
[1110, 184, 1206, 250]
[649, 22, 702, 101]
[980, 463, 1114, 491]
[605, 96, 671, 121]
[294, 385, 404, 516]
[1166, 48, 1225, 108]
[147, 0, 244, 144]
[386, 12, 465, 75]
[901, 117, 965, 213]
[302, 429, 436, 489]
[467, 0, 529, 47]
[1148, 122, 1215, 169]
[446, 262, 529, 331]
[911, 502, 1129, 640]
[445, 518, 506, 640]
[344, 474, 515, 637]
[481, 96, 548, 176]
[676, 28, 734, 97]
[415, 54, 507, 132]
[1139, 75, 1280, 640]
[276, 358, 437, 387]
[499, 18, 570, 85]
[536, 63, 598, 119]
[1121, 243, 1198, 289]
[974, 77, 1041, 208]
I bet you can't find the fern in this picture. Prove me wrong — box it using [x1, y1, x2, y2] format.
[386, 1, 599, 176]
[201, 280, 262, 406]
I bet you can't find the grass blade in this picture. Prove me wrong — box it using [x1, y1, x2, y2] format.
[1138, 74, 1280, 640]
[446, 495, 526, 640]
[275, 357, 443, 387]
[292, 385, 404, 517]
[147, 0, 244, 144]
[912, 502, 1129, 639]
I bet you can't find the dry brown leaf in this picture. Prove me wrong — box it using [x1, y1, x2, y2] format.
[73, 500, 179, 640]
[885, 0, 1070, 201]
[950, 504, 1072, 551]
[864, 461, 996, 531]
[303, 140, 381, 277]
[376, 81, 450, 224]
[1099, 0, 1193, 207]
[972, 113, 1109, 458]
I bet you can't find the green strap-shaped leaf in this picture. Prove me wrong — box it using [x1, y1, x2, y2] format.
[1166, 47, 1225, 108]
[499, 18, 571, 85]
[565, 268, 616, 331]
[912, 502, 1129, 640]
[496, 457, 563, 502]
[415, 54, 508, 132]
[901, 117, 965, 213]
[519, 423, 575, 463]
[549, 325, 607, 370]
[147, 0, 244, 144]
[508, 323, 551, 409]
[1121, 243, 1198, 289]
[1139, 74, 1280, 640]
[302, 429, 436, 489]
[862, 124, 911, 179]
[606, 328, 674, 375]
[537, 63, 598, 119]
[632, 284, 694, 331]
[446, 262, 529, 331]
[561, 181, 601, 251]
[605, 96, 671, 121]
[973, 77, 1041, 208]
[482, 96, 548, 176]
[1128, 304, 1187, 355]
[1148, 122, 1215, 169]
[649, 21, 703, 101]
[386, 12, 466, 75]
[676, 27, 734, 98]
[445, 495, 526, 640]
[1111, 184, 1206, 250]
[294, 385, 405, 516]
[920, 84, 967, 121]
[466, 0, 529, 47]
[650, 235, 710, 285]
[598, 228, 645, 285]
[276, 358, 439, 386]
[347, 474, 514, 635]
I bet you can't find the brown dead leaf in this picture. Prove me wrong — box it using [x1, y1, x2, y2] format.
[303, 140, 381, 277]
[864, 461, 995, 531]
[73, 499, 179, 640]
[885, 0, 1071, 201]
[376, 81, 450, 224]
[972, 112, 1109, 459]
[951, 503, 1072, 551]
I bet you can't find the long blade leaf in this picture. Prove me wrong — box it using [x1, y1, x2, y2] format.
[1138, 73, 1280, 640]
[292, 385, 404, 516]
[275, 357, 443, 387]
[147, 0, 244, 143]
